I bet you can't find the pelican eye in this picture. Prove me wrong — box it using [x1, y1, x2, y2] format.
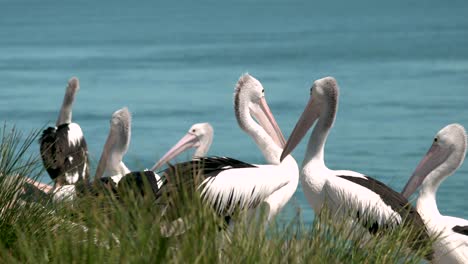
[192, 129, 196, 133]
[434, 137, 438, 142]
[261, 89, 264, 93]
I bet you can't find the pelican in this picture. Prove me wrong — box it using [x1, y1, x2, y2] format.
[39, 77, 89, 194]
[151, 122, 214, 171]
[402, 124, 468, 263]
[159, 74, 299, 222]
[93, 107, 160, 197]
[280, 77, 430, 256]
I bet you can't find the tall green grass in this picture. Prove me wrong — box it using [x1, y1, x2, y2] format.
[0, 125, 433, 263]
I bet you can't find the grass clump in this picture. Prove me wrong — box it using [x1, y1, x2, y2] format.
[0, 125, 56, 250]
[0, 125, 433, 263]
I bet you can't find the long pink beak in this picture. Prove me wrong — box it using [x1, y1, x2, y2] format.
[251, 97, 286, 148]
[280, 96, 320, 162]
[151, 133, 200, 171]
[401, 143, 450, 198]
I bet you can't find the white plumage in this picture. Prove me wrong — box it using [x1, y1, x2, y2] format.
[200, 156, 297, 215]
[66, 123, 85, 147]
[422, 215, 468, 263]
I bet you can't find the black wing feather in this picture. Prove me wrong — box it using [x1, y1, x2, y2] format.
[453, 225, 468, 236]
[39, 124, 89, 184]
[158, 156, 256, 195]
[118, 171, 160, 198]
[78, 171, 161, 201]
[160, 156, 256, 178]
[338, 175, 422, 224]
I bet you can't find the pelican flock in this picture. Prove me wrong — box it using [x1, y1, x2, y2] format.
[402, 124, 468, 263]
[22, 73, 466, 262]
[31, 106, 215, 201]
[158, 74, 298, 223]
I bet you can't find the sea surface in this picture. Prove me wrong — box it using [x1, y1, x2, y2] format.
[1, 0, 467, 224]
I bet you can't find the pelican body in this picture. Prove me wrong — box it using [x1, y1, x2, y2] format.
[280, 77, 430, 257]
[402, 124, 468, 263]
[39, 77, 89, 187]
[159, 74, 299, 223]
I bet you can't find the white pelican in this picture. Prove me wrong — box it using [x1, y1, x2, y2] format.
[151, 122, 214, 171]
[280, 77, 430, 256]
[402, 124, 468, 263]
[39, 77, 89, 187]
[93, 107, 160, 197]
[159, 74, 299, 222]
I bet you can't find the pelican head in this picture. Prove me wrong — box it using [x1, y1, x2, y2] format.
[94, 107, 132, 179]
[234, 73, 286, 148]
[151, 122, 214, 171]
[280, 77, 339, 161]
[402, 124, 467, 198]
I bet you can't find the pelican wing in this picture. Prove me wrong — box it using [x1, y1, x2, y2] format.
[200, 163, 289, 215]
[159, 156, 289, 215]
[157, 156, 256, 191]
[325, 174, 428, 231]
[39, 123, 89, 183]
[341, 175, 425, 225]
[117, 171, 160, 198]
[323, 174, 432, 258]
[323, 175, 401, 231]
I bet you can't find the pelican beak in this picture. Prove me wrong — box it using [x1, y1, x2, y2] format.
[280, 96, 320, 162]
[151, 133, 200, 171]
[251, 97, 286, 148]
[401, 143, 451, 198]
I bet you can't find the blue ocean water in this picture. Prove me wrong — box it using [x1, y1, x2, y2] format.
[1, 0, 467, 224]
